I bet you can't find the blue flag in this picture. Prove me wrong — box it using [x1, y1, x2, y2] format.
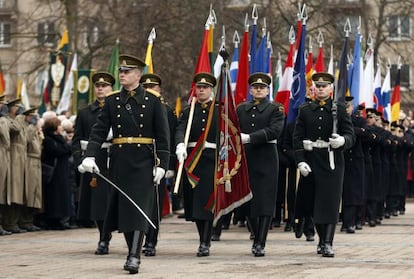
[287, 22, 306, 124]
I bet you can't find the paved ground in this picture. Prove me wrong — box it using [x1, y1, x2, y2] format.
[2, 200, 414, 278]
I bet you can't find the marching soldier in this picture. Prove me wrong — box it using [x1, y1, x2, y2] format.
[293, 72, 355, 257]
[175, 72, 217, 257]
[73, 71, 115, 255]
[80, 54, 170, 274]
[341, 98, 366, 233]
[139, 73, 177, 257]
[237, 72, 285, 257]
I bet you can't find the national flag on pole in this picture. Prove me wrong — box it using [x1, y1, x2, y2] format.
[362, 47, 374, 108]
[207, 9, 215, 72]
[144, 28, 156, 74]
[0, 60, 5, 96]
[253, 33, 267, 73]
[57, 53, 77, 114]
[305, 41, 314, 92]
[16, 78, 30, 109]
[207, 57, 252, 226]
[188, 21, 212, 102]
[373, 64, 383, 113]
[175, 97, 182, 118]
[44, 29, 69, 110]
[391, 64, 401, 123]
[314, 45, 325, 73]
[349, 32, 362, 110]
[107, 39, 120, 90]
[213, 44, 225, 79]
[234, 27, 249, 106]
[382, 65, 391, 121]
[336, 35, 349, 102]
[287, 20, 306, 124]
[328, 45, 334, 75]
[37, 68, 49, 115]
[276, 41, 294, 114]
[73, 69, 93, 114]
[273, 53, 282, 100]
[229, 36, 239, 93]
[249, 7, 258, 74]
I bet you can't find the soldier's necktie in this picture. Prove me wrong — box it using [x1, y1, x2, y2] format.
[201, 103, 208, 109]
[128, 90, 136, 97]
[319, 100, 326, 106]
[98, 101, 105, 108]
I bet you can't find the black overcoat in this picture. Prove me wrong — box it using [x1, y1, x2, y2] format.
[236, 98, 285, 218]
[293, 99, 355, 224]
[85, 86, 170, 233]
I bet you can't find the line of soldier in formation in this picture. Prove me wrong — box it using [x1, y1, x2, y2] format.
[1, 54, 412, 275]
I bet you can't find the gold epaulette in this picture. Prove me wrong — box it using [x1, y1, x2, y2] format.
[105, 90, 120, 97]
[145, 88, 161, 98]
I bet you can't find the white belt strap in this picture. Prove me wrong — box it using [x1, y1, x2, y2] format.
[187, 141, 216, 149]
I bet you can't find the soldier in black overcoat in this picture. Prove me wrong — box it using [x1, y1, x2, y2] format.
[73, 71, 114, 255]
[81, 54, 170, 274]
[175, 72, 217, 257]
[293, 72, 355, 258]
[237, 72, 285, 257]
[139, 73, 177, 257]
[342, 99, 366, 233]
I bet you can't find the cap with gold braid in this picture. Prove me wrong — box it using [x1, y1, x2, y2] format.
[22, 106, 39, 116]
[193, 72, 216, 87]
[248, 72, 271, 86]
[6, 98, 21, 107]
[312, 72, 335, 85]
[92, 71, 115, 86]
[140, 73, 162, 86]
[118, 54, 146, 71]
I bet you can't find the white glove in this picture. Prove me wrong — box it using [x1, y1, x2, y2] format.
[153, 167, 166, 185]
[81, 157, 100, 173]
[329, 133, 345, 149]
[241, 133, 250, 144]
[176, 143, 187, 163]
[78, 164, 86, 174]
[165, 170, 175, 179]
[303, 140, 313, 151]
[298, 162, 312, 177]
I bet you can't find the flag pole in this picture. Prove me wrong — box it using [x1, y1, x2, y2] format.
[174, 96, 196, 194]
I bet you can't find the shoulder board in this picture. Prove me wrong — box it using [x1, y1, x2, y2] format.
[145, 88, 161, 98]
[105, 90, 120, 97]
[299, 102, 311, 109]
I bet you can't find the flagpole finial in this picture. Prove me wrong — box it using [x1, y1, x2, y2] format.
[251, 4, 258, 25]
[147, 27, 156, 43]
[244, 13, 249, 31]
[387, 58, 392, 68]
[233, 30, 240, 48]
[301, 4, 308, 24]
[209, 7, 217, 27]
[289, 25, 295, 44]
[297, 2, 302, 20]
[115, 38, 120, 44]
[344, 18, 351, 37]
[397, 56, 402, 68]
[317, 29, 324, 47]
[262, 18, 267, 37]
[221, 25, 226, 47]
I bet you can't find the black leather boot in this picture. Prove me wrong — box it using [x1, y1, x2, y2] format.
[315, 224, 325, 255]
[197, 220, 212, 257]
[124, 231, 145, 274]
[144, 227, 158, 257]
[95, 233, 112, 255]
[254, 216, 271, 257]
[211, 217, 223, 241]
[322, 224, 335, 257]
[246, 217, 258, 253]
[294, 218, 304, 238]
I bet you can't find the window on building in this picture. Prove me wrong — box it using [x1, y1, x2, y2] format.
[391, 64, 410, 90]
[37, 21, 56, 46]
[0, 22, 11, 46]
[388, 15, 410, 40]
